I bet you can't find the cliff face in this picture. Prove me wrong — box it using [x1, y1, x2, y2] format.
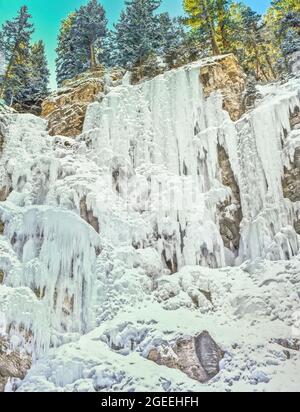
[199, 54, 246, 121]
[42, 72, 103, 137]
[41, 68, 124, 137]
[0, 55, 299, 392]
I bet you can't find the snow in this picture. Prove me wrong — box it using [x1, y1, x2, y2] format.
[0, 57, 299, 391]
[13, 257, 300, 392]
[0, 202, 100, 337]
[0, 285, 49, 357]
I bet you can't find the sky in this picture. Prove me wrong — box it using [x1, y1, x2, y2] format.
[0, 0, 271, 89]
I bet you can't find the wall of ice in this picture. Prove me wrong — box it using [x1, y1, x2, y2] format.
[0, 57, 299, 359]
[82, 60, 300, 267]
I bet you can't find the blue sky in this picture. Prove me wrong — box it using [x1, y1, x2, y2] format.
[0, 0, 271, 89]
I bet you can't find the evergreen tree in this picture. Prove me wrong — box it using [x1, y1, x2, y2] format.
[243, 75, 262, 110]
[265, 1, 300, 75]
[281, 28, 300, 58]
[112, 0, 162, 68]
[157, 13, 185, 56]
[228, 4, 276, 80]
[74, 0, 108, 69]
[279, 12, 300, 72]
[99, 29, 119, 68]
[26, 40, 50, 103]
[56, 1, 108, 86]
[56, 13, 79, 87]
[266, 0, 300, 24]
[0, 6, 34, 105]
[265, 0, 300, 49]
[183, 0, 232, 55]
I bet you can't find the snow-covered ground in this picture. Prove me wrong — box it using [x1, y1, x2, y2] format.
[0, 59, 299, 392]
[8, 256, 299, 392]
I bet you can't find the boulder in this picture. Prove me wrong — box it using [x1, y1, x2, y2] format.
[147, 331, 224, 383]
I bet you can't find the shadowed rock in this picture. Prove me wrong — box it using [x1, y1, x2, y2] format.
[80, 196, 100, 233]
[195, 331, 224, 379]
[217, 144, 243, 253]
[0, 338, 31, 392]
[200, 54, 246, 121]
[148, 331, 224, 383]
[273, 338, 300, 352]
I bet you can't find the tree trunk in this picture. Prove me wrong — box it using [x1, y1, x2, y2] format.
[253, 44, 269, 81]
[216, 0, 228, 51]
[202, 0, 220, 55]
[210, 26, 221, 55]
[90, 43, 96, 70]
[260, 43, 277, 79]
[252, 23, 277, 80]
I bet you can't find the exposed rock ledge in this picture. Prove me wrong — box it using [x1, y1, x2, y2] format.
[200, 54, 246, 121]
[41, 68, 124, 137]
[282, 106, 300, 233]
[42, 54, 246, 138]
[0, 337, 31, 392]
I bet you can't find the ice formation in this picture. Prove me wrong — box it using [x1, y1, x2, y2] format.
[0, 56, 299, 391]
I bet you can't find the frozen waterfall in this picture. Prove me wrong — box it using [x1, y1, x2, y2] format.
[0, 56, 299, 364]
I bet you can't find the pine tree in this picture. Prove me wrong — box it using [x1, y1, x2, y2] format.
[99, 30, 115, 68]
[158, 13, 185, 56]
[183, 0, 232, 55]
[56, 1, 108, 86]
[265, 1, 300, 49]
[243, 75, 262, 110]
[267, 0, 300, 24]
[281, 28, 300, 58]
[112, 0, 162, 68]
[0, 6, 34, 105]
[225, 4, 276, 80]
[56, 13, 79, 87]
[74, 0, 108, 69]
[27, 40, 50, 103]
[265, 1, 300, 75]
[279, 12, 300, 73]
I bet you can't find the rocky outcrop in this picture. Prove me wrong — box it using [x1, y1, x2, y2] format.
[42, 68, 124, 137]
[147, 332, 224, 383]
[273, 338, 300, 352]
[0, 111, 9, 153]
[80, 196, 99, 233]
[282, 108, 300, 233]
[43, 54, 245, 138]
[0, 337, 31, 392]
[290, 106, 300, 130]
[217, 144, 243, 253]
[0, 186, 11, 202]
[282, 160, 300, 203]
[200, 54, 246, 121]
[42, 69, 105, 137]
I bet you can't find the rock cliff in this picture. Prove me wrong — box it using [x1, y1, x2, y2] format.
[41, 68, 124, 137]
[199, 54, 246, 121]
